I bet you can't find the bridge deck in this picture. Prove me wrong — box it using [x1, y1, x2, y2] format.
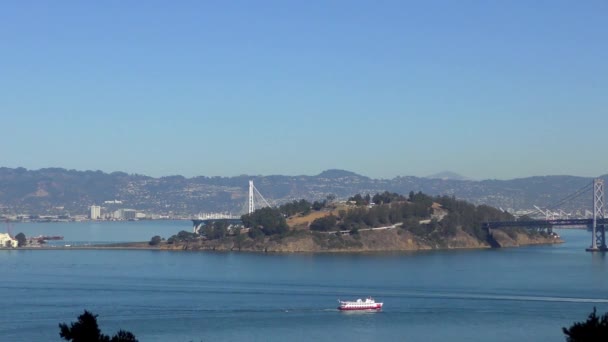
[193, 218, 242, 225]
[483, 218, 607, 229]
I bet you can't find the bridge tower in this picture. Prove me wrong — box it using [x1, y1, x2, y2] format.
[248, 180, 255, 214]
[587, 178, 607, 252]
[193, 180, 271, 233]
[247, 180, 272, 214]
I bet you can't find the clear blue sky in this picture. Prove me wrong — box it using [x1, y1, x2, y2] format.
[1, 1, 606, 180]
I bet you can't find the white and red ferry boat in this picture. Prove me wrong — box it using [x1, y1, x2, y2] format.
[337, 297, 383, 311]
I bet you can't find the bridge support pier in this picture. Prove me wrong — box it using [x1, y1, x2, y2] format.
[586, 224, 607, 252]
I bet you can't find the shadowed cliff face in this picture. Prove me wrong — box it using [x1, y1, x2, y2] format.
[489, 229, 562, 248]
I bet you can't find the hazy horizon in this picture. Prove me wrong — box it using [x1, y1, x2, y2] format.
[2, 1, 607, 180]
[1, 164, 605, 182]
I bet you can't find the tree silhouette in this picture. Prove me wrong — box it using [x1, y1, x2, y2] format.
[15, 232, 27, 247]
[59, 310, 138, 342]
[149, 235, 162, 246]
[562, 307, 608, 342]
[110, 330, 138, 342]
[241, 207, 288, 236]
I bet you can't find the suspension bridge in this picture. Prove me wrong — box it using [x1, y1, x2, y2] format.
[192, 180, 271, 233]
[483, 178, 607, 252]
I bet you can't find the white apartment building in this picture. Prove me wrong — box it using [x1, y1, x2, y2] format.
[0, 233, 18, 248]
[90, 205, 101, 220]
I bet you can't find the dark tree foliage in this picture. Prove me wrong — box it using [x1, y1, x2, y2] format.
[434, 195, 513, 240]
[404, 217, 426, 236]
[312, 200, 326, 211]
[279, 199, 312, 216]
[372, 191, 407, 205]
[15, 232, 27, 247]
[148, 235, 162, 246]
[338, 191, 517, 244]
[179, 230, 197, 240]
[439, 213, 459, 237]
[247, 227, 265, 239]
[408, 191, 434, 207]
[234, 231, 247, 248]
[177, 230, 199, 241]
[59, 310, 138, 342]
[348, 194, 367, 206]
[241, 207, 289, 236]
[562, 307, 608, 342]
[166, 230, 198, 244]
[201, 221, 228, 240]
[59, 310, 104, 342]
[339, 199, 429, 231]
[110, 331, 138, 342]
[310, 215, 338, 231]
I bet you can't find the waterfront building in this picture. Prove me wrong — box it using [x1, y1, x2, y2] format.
[122, 209, 137, 220]
[0, 233, 18, 248]
[90, 205, 101, 220]
[112, 209, 137, 220]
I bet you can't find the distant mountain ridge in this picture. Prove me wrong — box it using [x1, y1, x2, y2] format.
[0, 167, 604, 216]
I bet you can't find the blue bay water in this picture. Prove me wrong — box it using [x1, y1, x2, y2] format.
[0, 222, 607, 341]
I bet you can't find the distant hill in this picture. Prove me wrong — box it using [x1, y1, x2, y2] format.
[0, 167, 604, 217]
[317, 169, 365, 179]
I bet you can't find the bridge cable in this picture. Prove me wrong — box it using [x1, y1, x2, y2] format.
[515, 181, 594, 218]
[546, 181, 593, 211]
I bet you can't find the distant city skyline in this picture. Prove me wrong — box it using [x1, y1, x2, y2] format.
[1, 1, 607, 180]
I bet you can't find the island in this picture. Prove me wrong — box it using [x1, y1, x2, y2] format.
[130, 191, 561, 253]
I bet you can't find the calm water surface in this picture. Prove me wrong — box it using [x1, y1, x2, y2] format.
[0, 222, 606, 341]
